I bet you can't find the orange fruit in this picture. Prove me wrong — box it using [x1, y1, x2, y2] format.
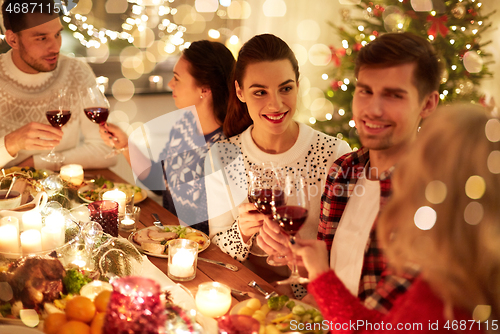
[57, 320, 91, 334]
[65, 296, 96, 323]
[94, 290, 112, 313]
[90, 312, 106, 334]
[44, 313, 67, 334]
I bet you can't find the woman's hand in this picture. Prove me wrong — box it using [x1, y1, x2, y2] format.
[292, 239, 330, 281]
[237, 203, 267, 242]
[256, 215, 291, 257]
[99, 123, 128, 149]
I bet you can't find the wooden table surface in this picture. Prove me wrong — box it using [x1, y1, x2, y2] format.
[88, 169, 278, 310]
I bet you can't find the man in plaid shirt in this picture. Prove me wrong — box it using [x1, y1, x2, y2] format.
[258, 32, 441, 312]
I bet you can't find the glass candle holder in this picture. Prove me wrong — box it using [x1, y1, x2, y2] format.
[103, 276, 166, 334]
[168, 239, 198, 281]
[195, 282, 231, 318]
[59, 164, 84, 186]
[88, 200, 119, 237]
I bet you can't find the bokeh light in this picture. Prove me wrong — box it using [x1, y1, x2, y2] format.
[109, 110, 130, 125]
[208, 29, 221, 39]
[228, 0, 251, 19]
[301, 87, 322, 110]
[105, 0, 128, 14]
[114, 100, 138, 121]
[72, 0, 92, 15]
[112, 78, 136, 102]
[132, 27, 155, 48]
[487, 150, 500, 174]
[464, 201, 484, 225]
[465, 175, 486, 200]
[414, 206, 437, 230]
[308, 44, 331, 66]
[263, 0, 286, 17]
[291, 44, 308, 67]
[485, 119, 500, 142]
[86, 43, 109, 63]
[310, 98, 334, 122]
[298, 77, 311, 98]
[297, 20, 320, 41]
[425, 180, 447, 204]
[473, 305, 492, 322]
[195, 0, 219, 12]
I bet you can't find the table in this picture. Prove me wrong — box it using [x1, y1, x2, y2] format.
[88, 169, 278, 310]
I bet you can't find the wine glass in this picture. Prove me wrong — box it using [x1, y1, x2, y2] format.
[247, 162, 286, 261]
[273, 175, 310, 285]
[40, 89, 73, 164]
[80, 85, 124, 158]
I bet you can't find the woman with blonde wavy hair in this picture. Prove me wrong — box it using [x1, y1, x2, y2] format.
[293, 104, 499, 333]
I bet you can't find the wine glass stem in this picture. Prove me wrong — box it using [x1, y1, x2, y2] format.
[289, 236, 300, 277]
[48, 147, 56, 156]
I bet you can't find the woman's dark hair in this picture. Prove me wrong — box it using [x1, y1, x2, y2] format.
[223, 34, 299, 137]
[355, 32, 441, 101]
[182, 40, 235, 125]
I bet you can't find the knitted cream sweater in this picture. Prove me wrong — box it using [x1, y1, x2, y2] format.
[0, 50, 115, 169]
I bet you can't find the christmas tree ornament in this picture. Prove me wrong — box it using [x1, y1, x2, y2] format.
[451, 3, 466, 19]
[427, 14, 449, 38]
[341, 8, 351, 21]
[463, 51, 484, 73]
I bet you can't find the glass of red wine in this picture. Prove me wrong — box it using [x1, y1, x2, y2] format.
[40, 89, 73, 164]
[247, 162, 284, 258]
[81, 85, 123, 158]
[273, 175, 310, 285]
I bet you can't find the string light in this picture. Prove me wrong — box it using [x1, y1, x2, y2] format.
[63, 0, 187, 50]
[450, 39, 455, 45]
[322, 74, 329, 80]
[309, 117, 317, 124]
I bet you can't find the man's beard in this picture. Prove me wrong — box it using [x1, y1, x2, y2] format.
[19, 43, 58, 73]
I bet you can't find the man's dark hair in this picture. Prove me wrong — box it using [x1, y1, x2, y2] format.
[2, 0, 60, 33]
[355, 32, 441, 101]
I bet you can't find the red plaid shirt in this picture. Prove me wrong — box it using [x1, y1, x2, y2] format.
[318, 147, 417, 313]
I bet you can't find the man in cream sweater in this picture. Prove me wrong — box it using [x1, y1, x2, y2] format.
[0, 0, 115, 169]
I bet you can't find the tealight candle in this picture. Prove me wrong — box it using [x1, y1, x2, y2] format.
[20, 229, 42, 254]
[168, 239, 198, 281]
[119, 217, 136, 232]
[0, 216, 19, 231]
[0, 224, 20, 253]
[22, 211, 42, 232]
[102, 189, 126, 216]
[60, 164, 84, 186]
[195, 282, 232, 318]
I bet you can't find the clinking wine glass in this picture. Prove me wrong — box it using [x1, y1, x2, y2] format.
[247, 162, 284, 258]
[81, 85, 123, 159]
[40, 89, 73, 164]
[272, 175, 310, 285]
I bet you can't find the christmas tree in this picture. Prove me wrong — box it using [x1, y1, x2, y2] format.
[314, 0, 495, 148]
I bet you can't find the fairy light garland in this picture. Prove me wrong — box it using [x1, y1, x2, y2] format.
[63, 0, 188, 50]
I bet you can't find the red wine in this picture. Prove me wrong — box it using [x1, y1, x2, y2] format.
[46, 110, 71, 127]
[84, 107, 109, 124]
[273, 206, 308, 236]
[248, 188, 285, 215]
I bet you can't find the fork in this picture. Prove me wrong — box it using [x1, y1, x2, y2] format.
[151, 213, 164, 229]
[247, 280, 278, 299]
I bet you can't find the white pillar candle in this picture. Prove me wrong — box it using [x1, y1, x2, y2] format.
[169, 248, 196, 278]
[22, 211, 42, 232]
[0, 224, 20, 253]
[44, 212, 66, 245]
[102, 189, 126, 216]
[20, 229, 42, 254]
[41, 225, 64, 250]
[0, 216, 19, 231]
[195, 282, 232, 318]
[59, 164, 84, 186]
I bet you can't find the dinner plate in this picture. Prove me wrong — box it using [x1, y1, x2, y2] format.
[77, 183, 147, 204]
[230, 298, 324, 332]
[128, 225, 210, 258]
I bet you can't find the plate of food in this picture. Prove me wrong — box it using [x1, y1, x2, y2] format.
[78, 181, 147, 204]
[230, 295, 325, 333]
[129, 225, 210, 258]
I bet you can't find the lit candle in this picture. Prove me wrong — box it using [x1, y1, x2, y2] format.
[120, 217, 135, 232]
[195, 282, 232, 318]
[22, 211, 42, 232]
[20, 229, 42, 254]
[0, 224, 20, 253]
[169, 249, 196, 278]
[149, 75, 163, 90]
[41, 224, 64, 250]
[0, 216, 19, 231]
[44, 212, 66, 245]
[80, 280, 113, 301]
[59, 164, 84, 186]
[102, 189, 126, 216]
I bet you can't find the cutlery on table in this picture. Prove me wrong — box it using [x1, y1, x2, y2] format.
[197, 257, 239, 272]
[231, 288, 262, 300]
[247, 280, 278, 299]
[151, 213, 164, 228]
[4, 176, 16, 198]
